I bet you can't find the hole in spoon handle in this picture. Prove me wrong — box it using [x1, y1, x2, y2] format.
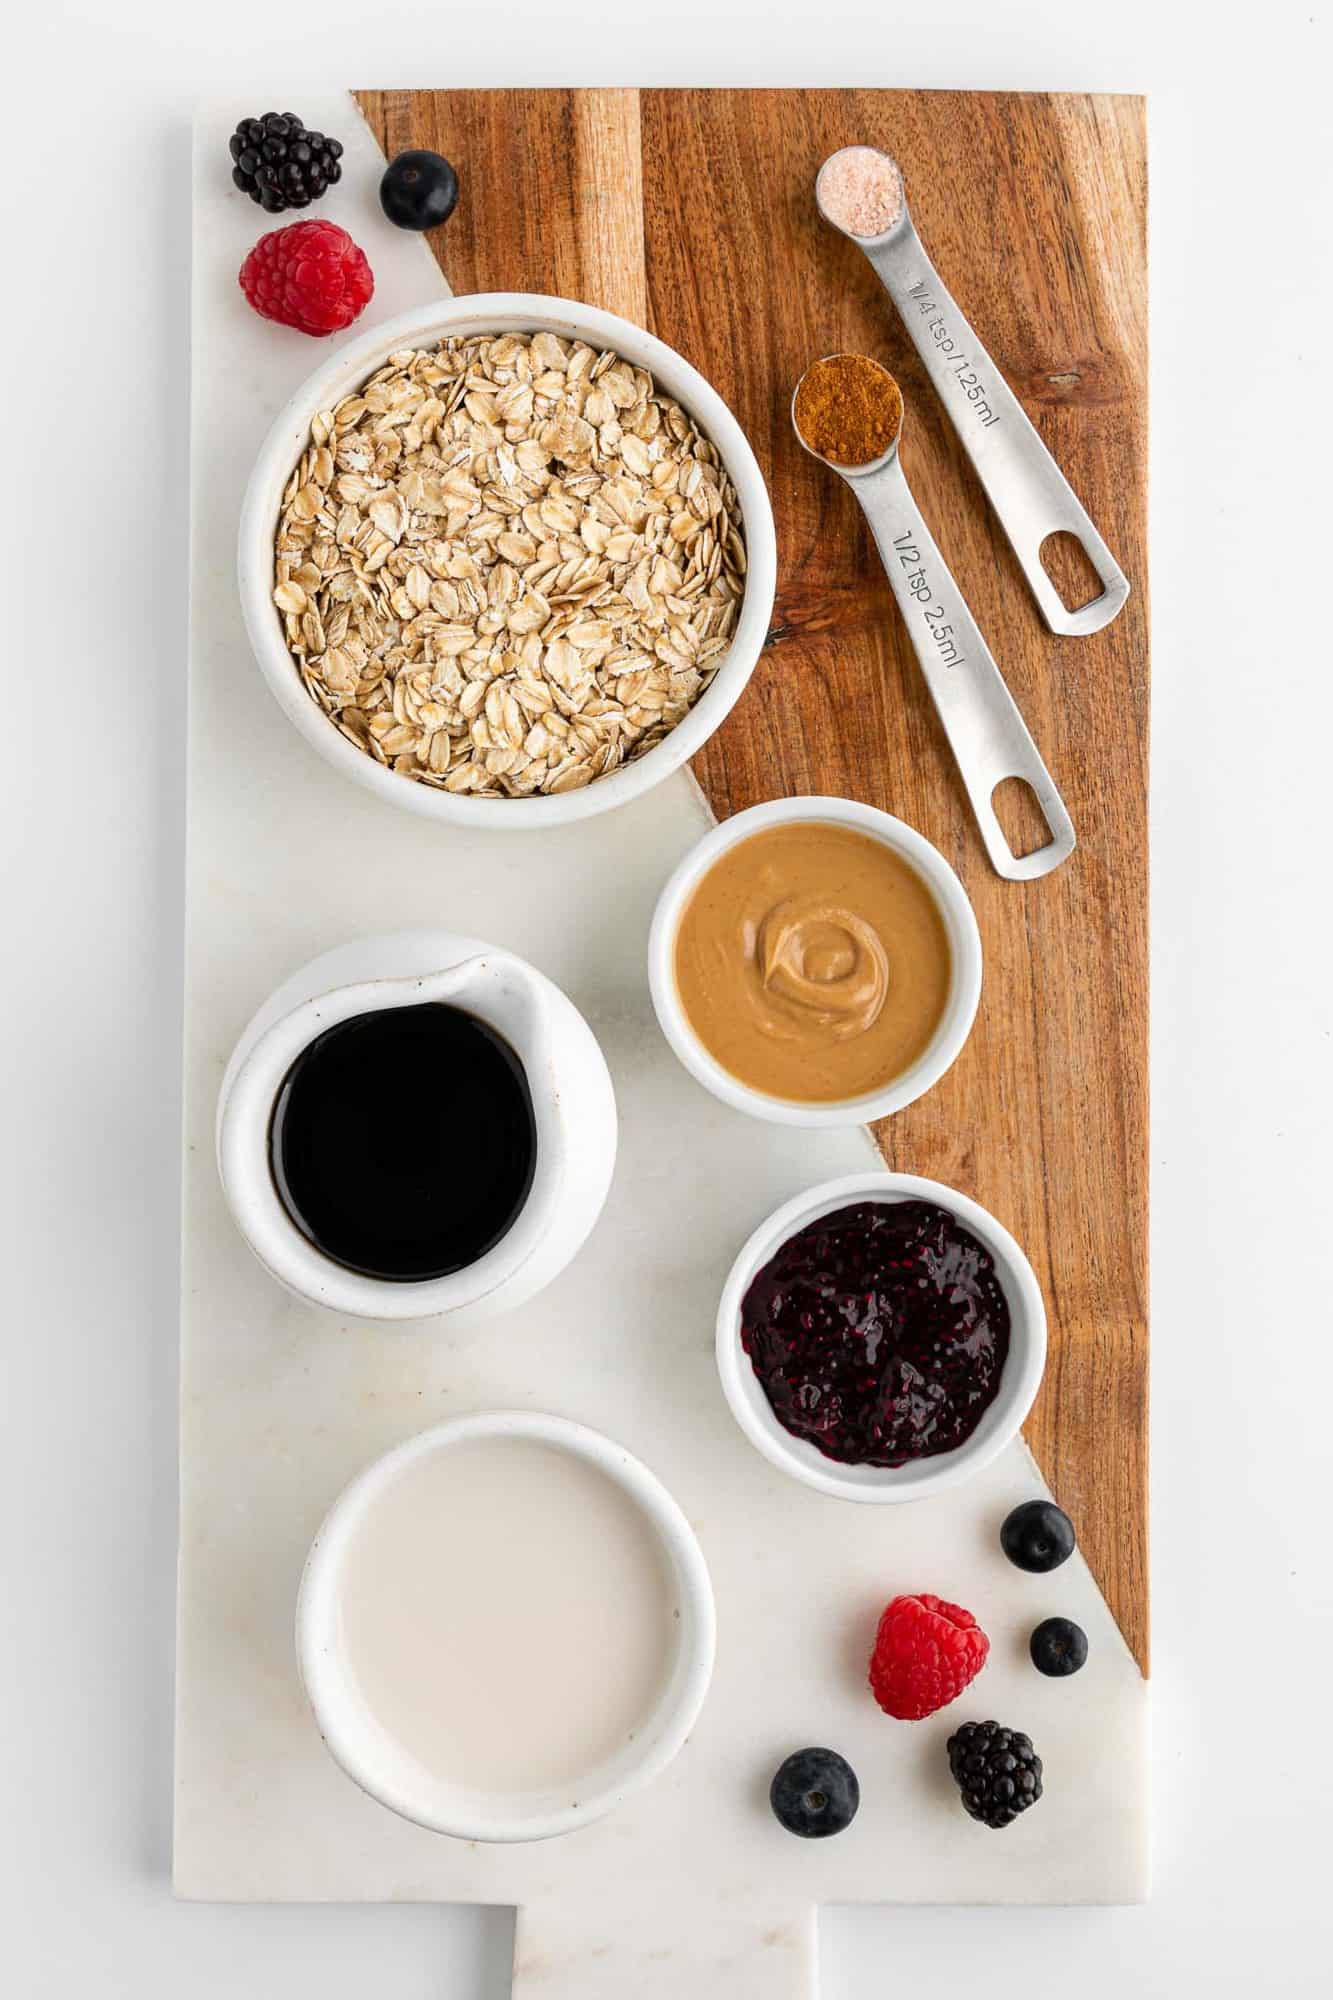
[1029, 524, 1130, 638]
[972, 771, 1076, 882]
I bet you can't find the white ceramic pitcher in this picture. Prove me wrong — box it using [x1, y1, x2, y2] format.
[216, 930, 618, 1323]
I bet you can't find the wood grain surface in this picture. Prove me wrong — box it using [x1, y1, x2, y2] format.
[355, 88, 1150, 1674]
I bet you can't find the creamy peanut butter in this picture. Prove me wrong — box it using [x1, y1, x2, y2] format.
[673, 822, 951, 1102]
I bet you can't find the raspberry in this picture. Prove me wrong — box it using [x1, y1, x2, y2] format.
[868, 1592, 989, 1721]
[238, 220, 373, 337]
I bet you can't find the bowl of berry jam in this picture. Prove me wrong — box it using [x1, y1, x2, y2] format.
[716, 1173, 1046, 1500]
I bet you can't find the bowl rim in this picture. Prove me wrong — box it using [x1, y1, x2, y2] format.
[238, 293, 778, 829]
[647, 796, 983, 1126]
[296, 1410, 717, 1841]
[715, 1172, 1047, 1502]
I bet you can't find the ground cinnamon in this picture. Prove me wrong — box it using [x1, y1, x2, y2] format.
[794, 354, 902, 467]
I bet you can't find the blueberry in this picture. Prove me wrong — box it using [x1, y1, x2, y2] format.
[380, 148, 460, 231]
[1000, 1499, 1076, 1573]
[1030, 1616, 1088, 1677]
[769, 1747, 859, 1838]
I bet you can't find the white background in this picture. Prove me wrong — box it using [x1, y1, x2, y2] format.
[2, 2, 1329, 1994]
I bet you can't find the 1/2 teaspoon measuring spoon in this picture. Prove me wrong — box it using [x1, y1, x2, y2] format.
[816, 145, 1129, 639]
[792, 355, 1075, 882]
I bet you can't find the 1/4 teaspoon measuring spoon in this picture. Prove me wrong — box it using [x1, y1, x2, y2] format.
[792, 355, 1075, 882]
[815, 145, 1129, 639]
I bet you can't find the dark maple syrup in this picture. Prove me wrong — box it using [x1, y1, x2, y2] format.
[269, 1003, 536, 1283]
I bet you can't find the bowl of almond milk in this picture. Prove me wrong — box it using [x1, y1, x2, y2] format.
[296, 1412, 715, 1841]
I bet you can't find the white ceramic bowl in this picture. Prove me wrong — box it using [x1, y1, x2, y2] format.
[716, 1172, 1046, 1502]
[238, 294, 777, 828]
[648, 796, 982, 1126]
[296, 1411, 716, 1841]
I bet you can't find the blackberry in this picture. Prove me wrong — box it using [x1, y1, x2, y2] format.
[769, 1747, 860, 1838]
[946, 1721, 1043, 1829]
[229, 113, 344, 214]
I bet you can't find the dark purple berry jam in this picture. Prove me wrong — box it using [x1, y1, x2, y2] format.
[740, 1200, 1010, 1467]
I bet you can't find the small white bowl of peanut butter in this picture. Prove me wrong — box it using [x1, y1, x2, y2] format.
[648, 797, 981, 1126]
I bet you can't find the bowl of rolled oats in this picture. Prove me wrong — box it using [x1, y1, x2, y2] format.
[239, 296, 776, 824]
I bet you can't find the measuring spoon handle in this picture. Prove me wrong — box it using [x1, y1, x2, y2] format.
[854, 454, 1076, 881]
[868, 224, 1129, 638]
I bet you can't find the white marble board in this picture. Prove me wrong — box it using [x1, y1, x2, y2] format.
[175, 92, 1148, 1998]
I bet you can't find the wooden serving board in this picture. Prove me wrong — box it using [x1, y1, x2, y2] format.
[355, 87, 1150, 1673]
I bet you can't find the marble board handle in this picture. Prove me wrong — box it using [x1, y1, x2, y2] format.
[512, 1894, 815, 1997]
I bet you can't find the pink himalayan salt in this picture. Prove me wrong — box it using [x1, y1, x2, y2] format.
[817, 146, 904, 239]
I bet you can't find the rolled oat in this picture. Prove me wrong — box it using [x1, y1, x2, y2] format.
[272, 332, 747, 799]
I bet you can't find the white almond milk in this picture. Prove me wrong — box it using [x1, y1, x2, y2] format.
[336, 1437, 679, 1794]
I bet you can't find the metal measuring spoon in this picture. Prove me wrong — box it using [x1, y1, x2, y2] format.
[792, 355, 1075, 881]
[815, 145, 1129, 639]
